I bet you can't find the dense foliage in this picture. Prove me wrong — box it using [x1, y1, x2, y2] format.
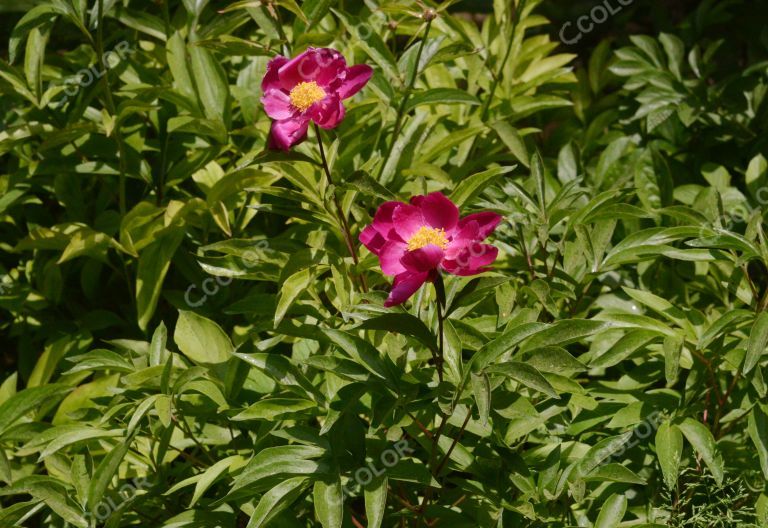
[1, 0, 768, 526]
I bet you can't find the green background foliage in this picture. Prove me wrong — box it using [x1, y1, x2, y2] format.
[1, 0, 768, 526]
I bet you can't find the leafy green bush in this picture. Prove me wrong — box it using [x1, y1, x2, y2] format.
[0, 0, 767, 526]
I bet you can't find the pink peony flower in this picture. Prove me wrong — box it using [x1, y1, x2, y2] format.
[360, 192, 502, 307]
[261, 47, 373, 150]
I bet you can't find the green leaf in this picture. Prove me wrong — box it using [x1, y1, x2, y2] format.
[449, 165, 516, 208]
[87, 437, 132, 512]
[0, 373, 17, 406]
[677, 418, 724, 485]
[188, 42, 230, 124]
[469, 322, 547, 373]
[575, 433, 633, 477]
[356, 313, 437, 354]
[9, 6, 61, 64]
[333, 10, 399, 83]
[274, 268, 313, 327]
[471, 372, 491, 425]
[748, 405, 768, 480]
[594, 493, 627, 528]
[63, 349, 134, 375]
[492, 122, 529, 167]
[190, 456, 243, 507]
[404, 88, 480, 111]
[0, 384, 69, 437]
[36, 426, 122, 461]
[656, 420, 683, 490]
[167, 31, 199, 106]
[229, 445, 325, 497]
[663, 335, 682, 384]
[149, 322, 168, 367]
[247, 477, 310, 528]
[0, 476, 88, 528]
[589, 329, 659, 368]
[521, 319, 610, 351]
[699, 309, 753, 350]
[746, 153, 767, 201]
[136, 228, 184, 331]
[745, 312, 768, 374]
[303, 0, 333, 29]
[364, 475, 387, 528]
[234, 352, 323, 401]
[174, 310, 234, 365]
[531, 151, 546, 212]
[322, 329, 399, 389]
[126, 395, 161, 435]
[486, 362, 559, 399]
[659, 33, 685, 79]
[23, 15, 51, 103]
[233, 398, 316, 421]
[524, 346, 587, 373]
[313, 475, 343, 528]
[585, 463, 645, 485]
[274, 0, 308, 22]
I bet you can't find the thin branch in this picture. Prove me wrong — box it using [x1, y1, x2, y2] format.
[407, 411, 434, 439]
[95, 0, 129, 215]
[432, 411, 471, 478]
[415, 412, 447, 526]
[377, 17, 433, 180]
[314, 124, 368, 292]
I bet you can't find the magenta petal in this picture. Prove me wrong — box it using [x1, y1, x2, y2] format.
[338, 64, 373, 99]
[309, 95, 345, 129]
[419, 192, 459, 232]
[444, 221, 480, 259]
[268, 117, 310, 150]
[262, 56, 288, 92]
[371, 201, 405, 241]
[443, 243, 499, 276]
[458, 212, 503, 240]
[379, 240, 408, 276]
[401, 245, 444, 272]
[385, 271, 429, 307]
[392, 204, 425, 241]
[409, 195, 424, 207]
[360, 225, 386, 255]
[279, 48, 346, 90]
[261, 89, 295, 120]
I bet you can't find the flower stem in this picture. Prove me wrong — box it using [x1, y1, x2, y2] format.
[95, 0, 128, 215]
[433, 410, 471, 478]
[377, 17, 433, 180]
[416, 412, 446, 526]
[415, 409, 471, 526]
[468, 7, 517, 161]
[314, 124, 368, 292]
[433, 274, 446, 383]
[414, 275, 450, 526]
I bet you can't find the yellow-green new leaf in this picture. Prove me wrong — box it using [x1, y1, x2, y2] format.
[656, 420, 683, 490]
[174, 310, 234, 365]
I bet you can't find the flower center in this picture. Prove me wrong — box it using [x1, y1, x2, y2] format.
[407, 226, 449, 251]
[289, 81, 326, 112]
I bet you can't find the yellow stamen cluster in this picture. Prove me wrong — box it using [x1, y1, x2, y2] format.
[289, 81, 326, 112]
[407, 226, 449, 251]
